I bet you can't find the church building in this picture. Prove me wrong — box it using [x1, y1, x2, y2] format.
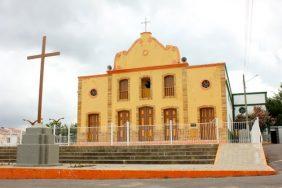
[77, 32, 233, 143]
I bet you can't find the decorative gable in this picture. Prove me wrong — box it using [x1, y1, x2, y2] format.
[114, 32, 180, 70]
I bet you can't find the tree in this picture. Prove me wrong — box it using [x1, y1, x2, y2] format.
[45, 118, 66, 136]
[249, 106, 270, 131]
[235, 106, 270, 131]
[266, 83, 282, 127]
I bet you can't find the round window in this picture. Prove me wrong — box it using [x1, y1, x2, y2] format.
[90, 89, 97, 96]
[239, 107, 246, 114]
[201, 80, 210, 89]
[143, 49, 149, 56]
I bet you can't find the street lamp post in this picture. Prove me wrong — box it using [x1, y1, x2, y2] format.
[243, 74, 249, 123]
[243, 74, 259, 130]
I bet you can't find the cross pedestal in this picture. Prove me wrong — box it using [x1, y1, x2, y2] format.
[17, 125, 60, 166]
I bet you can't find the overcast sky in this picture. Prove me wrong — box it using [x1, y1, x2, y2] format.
[0, 0, 281, 127]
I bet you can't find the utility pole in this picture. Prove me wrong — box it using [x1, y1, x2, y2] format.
[243, 74, 250, 138]
[243, 74, 248, 123]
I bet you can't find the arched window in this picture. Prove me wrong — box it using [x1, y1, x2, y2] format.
[119, 79, 128, 100]
[164, 75, 174, 97]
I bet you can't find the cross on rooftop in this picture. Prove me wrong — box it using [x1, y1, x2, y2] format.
[141, 17, 150, 32]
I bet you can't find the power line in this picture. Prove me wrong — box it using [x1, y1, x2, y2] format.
[243, 0, 254, 73]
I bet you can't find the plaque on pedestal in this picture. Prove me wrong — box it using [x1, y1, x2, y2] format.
[16, 126, 60, 166]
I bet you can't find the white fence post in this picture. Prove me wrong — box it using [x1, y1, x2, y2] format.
[68, 125, 71, 146]
[110, 123, 114, 146]
[215, 118, 219, 143]
[53, 126, 56, 143]
[169, 120, 173, 145]
[19, 129, 23, 144]
[9, 129, 12, 146]
[126, 121, 130, 146]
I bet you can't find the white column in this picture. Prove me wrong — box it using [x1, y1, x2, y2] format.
[126, 121, 130, 146]
[169, 120, 173, 145]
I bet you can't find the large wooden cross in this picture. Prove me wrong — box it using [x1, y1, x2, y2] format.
[27, 36, 60, 124]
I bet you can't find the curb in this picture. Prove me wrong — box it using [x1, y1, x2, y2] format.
[0, 168, 276, 179]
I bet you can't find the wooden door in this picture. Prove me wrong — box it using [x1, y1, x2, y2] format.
[164, 108, 178, 140]
[199, 108, 216, 140]
[117, 110, 129, 142]
[200, 107, 215, 123]
[88, 114, 99, 142]
[138, 107, 154, 141]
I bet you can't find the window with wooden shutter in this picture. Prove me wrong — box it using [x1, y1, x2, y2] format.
[164, 75, 174, 97]
[119, 79, 128, 100]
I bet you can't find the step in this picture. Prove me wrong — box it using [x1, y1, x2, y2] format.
[60, 145, 218, 150]
[60, 155, 215, 160]
[0, 144, 218, 165]
[59, 159, 215, 164]
[0, 159, 16, 162]
[59, 148, 217, 153]
[59, 151, 217, 156]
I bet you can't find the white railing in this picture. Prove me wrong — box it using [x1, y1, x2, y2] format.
[52, 120, 220, 146]
[0, 118, 263, 146]
[224, 119, 255, 143]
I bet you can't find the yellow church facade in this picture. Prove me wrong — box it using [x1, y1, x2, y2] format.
[77, 32, 233, 143]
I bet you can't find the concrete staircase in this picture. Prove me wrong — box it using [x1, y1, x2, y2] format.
[0, 144, 218, 164]
[59, 144, 218, 164]
[0, 147, 17, 163]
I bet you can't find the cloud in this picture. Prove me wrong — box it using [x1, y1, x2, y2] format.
[0, 0, 281, 127]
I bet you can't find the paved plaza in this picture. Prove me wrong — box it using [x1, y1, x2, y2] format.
[0, 174, 281, 188]
[0, 144, 281, 188]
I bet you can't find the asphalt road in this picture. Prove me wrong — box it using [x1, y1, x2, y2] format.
[0, 144, 281, 188]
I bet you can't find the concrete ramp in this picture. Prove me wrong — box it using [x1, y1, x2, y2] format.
[215, 143, 271, 170]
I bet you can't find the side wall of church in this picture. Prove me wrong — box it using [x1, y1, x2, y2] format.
[186, 64, 226, 127]
[78, 75, 108, 141]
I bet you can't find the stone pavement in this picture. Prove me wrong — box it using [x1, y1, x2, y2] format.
[0, 174, 281, 188]
[0, 143, 275, 179]
[0, 144, 281, 187]
[264, 144, 282, 171]
[215, 143, 270, 170]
